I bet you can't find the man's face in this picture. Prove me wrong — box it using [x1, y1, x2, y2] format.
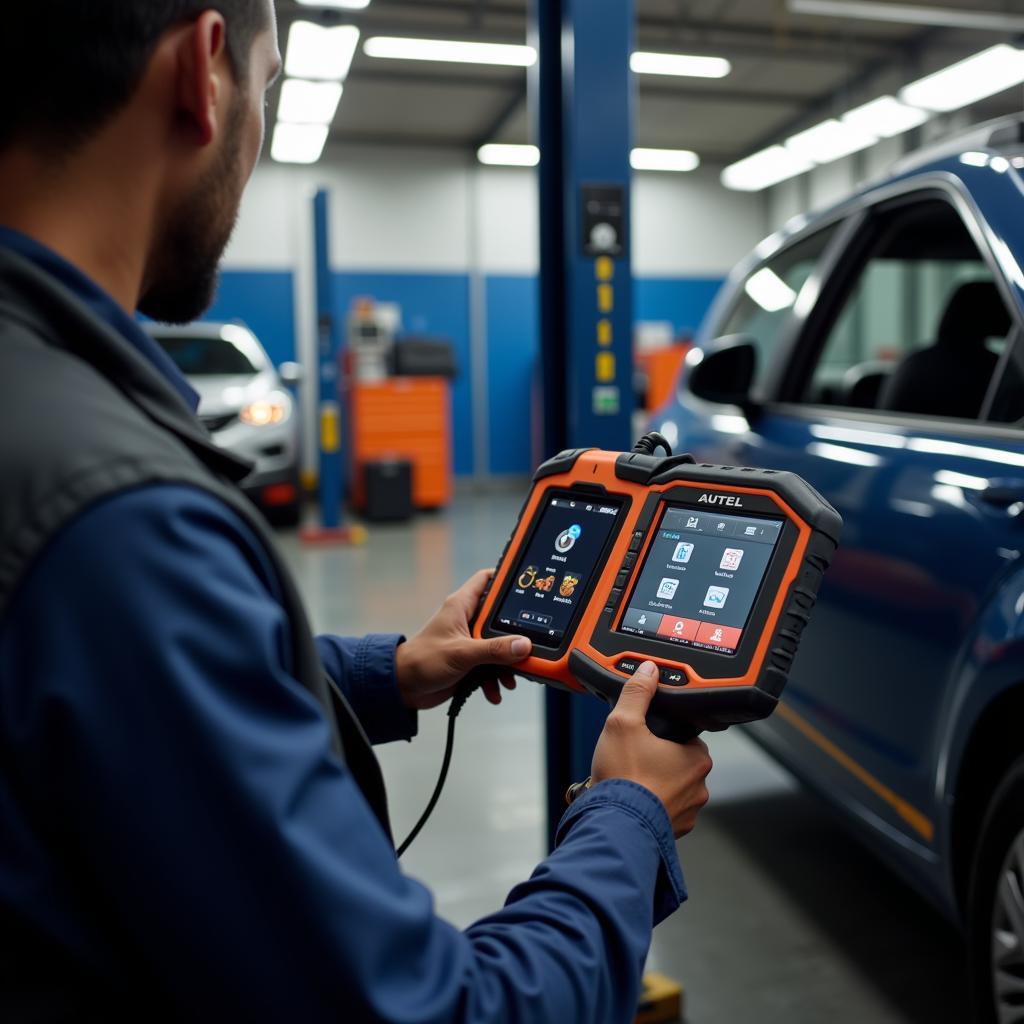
[139, 7, 281, 324]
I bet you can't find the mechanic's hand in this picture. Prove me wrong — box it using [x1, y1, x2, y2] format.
[591, 661, 713, 838]
[395, 569, 532, 711]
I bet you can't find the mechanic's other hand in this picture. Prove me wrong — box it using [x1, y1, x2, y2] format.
[591, 661, 713, 838]
[395, 569, 531, 711]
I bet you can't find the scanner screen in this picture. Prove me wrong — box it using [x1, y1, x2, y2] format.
[619, 505, 784, 654]
[493, 493, 623, 646]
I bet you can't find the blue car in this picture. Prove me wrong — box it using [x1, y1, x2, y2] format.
[656, 115, 1024, 1023]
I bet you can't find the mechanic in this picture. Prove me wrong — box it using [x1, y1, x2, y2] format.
[0, 3, 713, 1021]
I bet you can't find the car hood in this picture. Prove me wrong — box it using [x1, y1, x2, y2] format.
[188, 372, 276, 415]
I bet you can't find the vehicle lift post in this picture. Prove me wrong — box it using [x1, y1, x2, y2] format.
[301, 188, 366, 545]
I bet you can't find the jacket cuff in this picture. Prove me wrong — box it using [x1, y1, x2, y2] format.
[556, 778, 687, 924]
[315, 634, 418, 745]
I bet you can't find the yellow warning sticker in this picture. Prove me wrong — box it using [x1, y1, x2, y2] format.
[595, 256, 614, 281]
[597, 284, 614, 313]
[597, 319, 613, 346]
[596, 352, 616, 383]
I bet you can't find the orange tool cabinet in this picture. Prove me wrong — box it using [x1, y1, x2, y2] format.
[350, 377, 453, 510]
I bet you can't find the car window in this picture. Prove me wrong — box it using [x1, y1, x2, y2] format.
[798, 198, 1014, 421]
[155, 334, 264, 376]
[716, 224, 841, 391]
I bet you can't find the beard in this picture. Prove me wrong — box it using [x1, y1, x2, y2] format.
[138, 100, 247, 324]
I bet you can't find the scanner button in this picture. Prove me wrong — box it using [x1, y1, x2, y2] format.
[615, 571, 630, 589]
[628, 531, 644, 552]
[659, 667, 687, 686]
[616, 658, 641, 675]
[622, 553, 637, 571]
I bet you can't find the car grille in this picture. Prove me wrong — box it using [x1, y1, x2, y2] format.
[201, 412, 238, 433]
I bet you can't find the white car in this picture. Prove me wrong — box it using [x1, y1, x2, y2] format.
[148, 322, 301, 524]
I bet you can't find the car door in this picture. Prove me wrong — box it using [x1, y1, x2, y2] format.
[699, 189, 1024, 854]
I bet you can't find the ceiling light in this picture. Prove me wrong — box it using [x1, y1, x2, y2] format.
[477, 144, 540, 167]
[277, 79, 343, 124]
[364, 37, 537, 67]
[630, 52, 731, 78]
[744, 267, 798, 312]
[271, 123, 329, 164]
[721, 145, 813, 191]
[295, 0, 371, 8]
[900, 44, 1024, 113]
[285, 22, 360, 81]
[841, 95, 929, 138]
[630, 148, 700, 172]
[786, 118, 877, 163]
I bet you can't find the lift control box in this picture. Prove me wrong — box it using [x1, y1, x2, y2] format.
[472, 447, 841, 742]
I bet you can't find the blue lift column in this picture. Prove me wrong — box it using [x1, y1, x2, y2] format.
[530, 0, 636, 843]
[302, 188, 364, 546]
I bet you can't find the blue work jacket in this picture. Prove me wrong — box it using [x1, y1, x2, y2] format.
[0, 229, 687, 1022]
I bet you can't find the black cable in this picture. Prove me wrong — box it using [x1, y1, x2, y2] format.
[396, 678, 480, 858]
[632, 431, 673, 458]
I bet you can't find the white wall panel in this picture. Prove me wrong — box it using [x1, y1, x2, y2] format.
[475, 166, 539, 275]
[633, 168, 765, 277]
[321, 146, 470, 271]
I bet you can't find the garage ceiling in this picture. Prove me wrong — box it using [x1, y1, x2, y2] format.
[273, 0, 1024, 164]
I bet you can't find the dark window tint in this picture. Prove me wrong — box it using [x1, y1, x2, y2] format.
[154, 335, 262, 376]
[799, 199, 1013, 421]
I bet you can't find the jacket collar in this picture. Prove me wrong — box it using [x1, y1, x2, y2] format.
[0, 246, 253, 483]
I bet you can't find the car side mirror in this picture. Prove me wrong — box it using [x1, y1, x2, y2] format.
[279, 361, 303, 386]
[687, 335, 759, 416]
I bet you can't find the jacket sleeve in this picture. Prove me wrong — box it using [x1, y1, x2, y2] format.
[0, 484, 687, 1024]
[315, 633, 418, 745]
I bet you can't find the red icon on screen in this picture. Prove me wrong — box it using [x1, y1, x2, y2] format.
[657, 616, 700, 641]
[696, 622, 742, 649]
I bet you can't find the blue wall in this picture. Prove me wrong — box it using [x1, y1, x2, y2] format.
[210, 270, 296, 367]
[210, 269, 724, 476]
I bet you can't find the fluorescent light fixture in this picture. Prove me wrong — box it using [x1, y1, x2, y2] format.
[271, 122, 329, 164]
[630, 148, 700, 172]
[841, 95, 929, 138]
[285, 22, 360, 81]
[744, 267, 797, 312]
[295, 0, 370, 8]
[477, 144, 539, 167]
[721, 145, 813, 191]
[630, 51, 731, 78]
[364, 37, 537, 67]
[900, 44, 1024, 113]
[786, 118, 877, 163]
[277, 79, 343, 124]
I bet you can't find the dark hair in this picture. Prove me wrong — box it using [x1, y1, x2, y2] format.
[1, 1, 271, 152]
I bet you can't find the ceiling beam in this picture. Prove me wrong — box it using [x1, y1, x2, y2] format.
[347, 66, 519, 89]
[473, 86, 527, 147]
[788, 0, 1024, 34]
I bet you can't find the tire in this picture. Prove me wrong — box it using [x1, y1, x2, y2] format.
[969, 757, 1024, 1024]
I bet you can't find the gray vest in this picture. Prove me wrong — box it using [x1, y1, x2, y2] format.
[0, 246, 392, 837]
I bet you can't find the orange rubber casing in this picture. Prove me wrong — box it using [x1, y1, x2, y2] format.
[471, 447, 842, 738]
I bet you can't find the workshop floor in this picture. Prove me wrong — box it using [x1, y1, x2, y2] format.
[278, 487, 968, 1024]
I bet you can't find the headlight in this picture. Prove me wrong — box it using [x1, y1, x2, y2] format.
[240, 391, 290, 426]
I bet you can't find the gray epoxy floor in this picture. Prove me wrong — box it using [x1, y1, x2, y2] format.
[278, 488, 968, 1024]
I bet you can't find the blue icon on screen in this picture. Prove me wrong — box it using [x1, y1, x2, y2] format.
[568, 524, 582, 539]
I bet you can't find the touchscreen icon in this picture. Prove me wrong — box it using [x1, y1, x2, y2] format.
[672, 541, 694, 564]
[685, 516, 700, 529]
[555, 524, 581, 553]
[720, 548, 744, 571]
[535, 574, 556, 593]
[704, 585, 729, 609]
[517, 566, 538, 589]
[657, 577, 680, 600]
[559, 574, 579, 598]
[744, 525, 758, 537]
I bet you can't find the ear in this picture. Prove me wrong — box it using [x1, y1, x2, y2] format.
[176, 11, 230, 147]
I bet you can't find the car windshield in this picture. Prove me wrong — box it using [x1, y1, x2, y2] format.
[154, 333, 265, 376]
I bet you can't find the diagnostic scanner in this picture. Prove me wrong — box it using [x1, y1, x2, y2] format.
[472, 440, 842, 743]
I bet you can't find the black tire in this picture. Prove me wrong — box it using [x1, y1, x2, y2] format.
[969, 756, 1024, 1024]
